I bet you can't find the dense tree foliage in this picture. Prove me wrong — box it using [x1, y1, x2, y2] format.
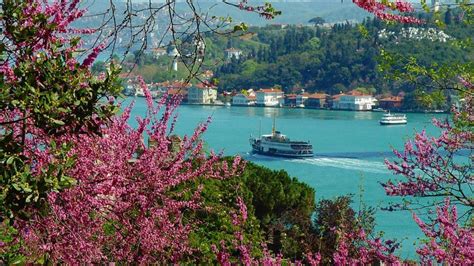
[214, 16, 472, 96]
[179, 160, 316, 262]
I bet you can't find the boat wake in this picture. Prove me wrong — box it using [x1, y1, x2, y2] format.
[243, 152, 390, 174]
[313, 151, 395, 159]
[290, 157, 389, 174]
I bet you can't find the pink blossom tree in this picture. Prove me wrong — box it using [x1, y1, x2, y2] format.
[383, 94, 473, 208]
[15, 88, 243, 263]
[382, 64, 473, 263]
[0, 0, 123, 222]
[413, 198, 474, 264]
[352, 0, 423, 23]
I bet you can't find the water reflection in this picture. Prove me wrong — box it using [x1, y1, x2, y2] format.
[352, 111, 375, 120]
[262, 107, 281, 118]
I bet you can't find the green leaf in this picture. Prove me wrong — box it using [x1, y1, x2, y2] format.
[233, 23, 248, 32]
[50, 118, 65, 125]
[25, 194, 33, 203]
[6, 156, 15, 165]
[12, 183, 21, 191]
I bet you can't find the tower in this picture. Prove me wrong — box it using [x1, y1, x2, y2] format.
[167, 45, 180, 72]
[172, 59, 178, 72]
[431, 0, 440, 12]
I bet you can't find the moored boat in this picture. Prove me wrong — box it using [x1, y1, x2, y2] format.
[379, 112, 407, 125]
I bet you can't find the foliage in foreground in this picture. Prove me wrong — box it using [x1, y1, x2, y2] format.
[1, 0, 473, 264]
[0, 0, 122, 223]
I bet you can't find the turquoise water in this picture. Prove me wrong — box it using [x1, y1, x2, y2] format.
[124, 97, 447, 259]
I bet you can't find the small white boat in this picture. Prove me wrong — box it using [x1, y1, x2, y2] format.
[372, 108, 386, 112]
[379, 112, 407, 125]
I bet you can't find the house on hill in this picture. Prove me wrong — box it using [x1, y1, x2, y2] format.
[224, 48, 243, 60]
[151, 47, 167, 58]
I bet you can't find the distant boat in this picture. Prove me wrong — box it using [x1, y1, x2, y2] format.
[423, 109, 445, 113]
[213, 100, 225, 106]
[372, 107, 386, 112]
[379, 112, 407, 125]
[249, 117, 313, 158]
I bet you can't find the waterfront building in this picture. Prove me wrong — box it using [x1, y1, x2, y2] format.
[224, 48, 243, 60]
[305, 93, 329, 108]
[332, 90, 377, 110]
[330, 93, 345, 109]
[284, 94, 297, 107]
[378, 96, 403, 110]
[256, 88, 284, 107]
[296, 93, 309, 107]
[232, 93, 256, 106]
[167, 88, 188, 102]
[187, 82, 218, 104]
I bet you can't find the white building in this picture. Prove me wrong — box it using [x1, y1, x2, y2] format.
[232, 93, 256, 106]
[333, 91, 377, 111]
[256, 88, 284, 107]
[187, 83, 217, 104]
[296, 93, 309, 107]
[225, 48, 243, 60]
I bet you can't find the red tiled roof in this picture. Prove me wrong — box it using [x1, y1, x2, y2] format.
[308, 93, 328, 99]
[332, 93, 346, 100]
[258, 88, 283, 93]
[156, 81, 190, 89]
[170, 81, 191, 88]
[168, 88, 187, 96]
[347, 90, 373, 97]
[234, 93, 256, 100]
[380, 96, 403, 102]
[195, 82, 217, 89]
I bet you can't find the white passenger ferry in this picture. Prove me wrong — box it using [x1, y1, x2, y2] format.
[249, 119, 313, 158]
[379, 112, 407, 125]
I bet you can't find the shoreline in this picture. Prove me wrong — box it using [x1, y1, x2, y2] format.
[130, 95, 449, 114]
